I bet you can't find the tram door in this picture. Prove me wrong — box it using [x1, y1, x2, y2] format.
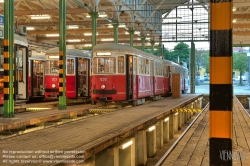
[150, 61, 154, 96]
[15, 46, 28, 101]
[77, 58, 88, 97]
[126, 55, 133, 100]
[133, 57, 137, 99]
[32, 60, 45, 96]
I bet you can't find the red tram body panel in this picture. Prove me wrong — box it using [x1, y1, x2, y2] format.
[44, 48, 91, 100]
[137, 75, 151, 98]
[91, 75, 127, 101]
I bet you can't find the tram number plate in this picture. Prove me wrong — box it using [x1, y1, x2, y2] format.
[100, 78, 107, 81]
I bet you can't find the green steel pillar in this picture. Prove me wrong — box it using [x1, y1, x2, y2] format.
[159, 36, 162, 57]
[190, 42, 195, 94]
[58, 0, 67, 110]
[3, 0, 14, 117]
[141, 36, 145, 51]
[89, 11, 98, 48]
[128, 29, 134, 47]
[113, 23, 119, 43]
[190, 0, 195, 94]
[159, 45, 162, 57]
[150, 40, 155, 54]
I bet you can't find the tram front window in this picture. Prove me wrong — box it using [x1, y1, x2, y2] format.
[45, 60, 59, 74]
[93, 57, 115, 74]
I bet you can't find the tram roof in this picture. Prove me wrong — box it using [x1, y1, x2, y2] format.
[93, 43, 163, 61]
[0, 27, 28, 47]
[46, 47, 91, 58]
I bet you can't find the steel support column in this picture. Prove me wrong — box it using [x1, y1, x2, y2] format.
[141, 36, 145, 51]
[113, 23, 119, 44]
[3, 0, 14, 118]
[209, 0, 233, 165]
[150, 40, 155, 54]
[128, 29, 134, 47]
[190, 42, 195, 93]
[90, 11, 98, 48]
[58, 0, 66, 110]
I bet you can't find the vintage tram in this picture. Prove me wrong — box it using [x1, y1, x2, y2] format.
[44, 48, 91, 100]
[91, 43, 189, 105]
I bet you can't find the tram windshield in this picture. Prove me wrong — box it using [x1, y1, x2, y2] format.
[93, 57, 115, 74]
[45, 60, 59, 74]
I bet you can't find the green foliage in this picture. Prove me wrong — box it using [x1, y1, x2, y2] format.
[233, 52, 248, 84]
[233, 52, 248, 73]
[195, 49, 209, 75]
[202, 51, 210, 73]
[163, 42, 190, 65]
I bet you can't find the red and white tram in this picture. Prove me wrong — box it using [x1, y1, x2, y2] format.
[91, 43, 189, 104]
[91, 44, 165, 104]
[44, 48, 91, 100]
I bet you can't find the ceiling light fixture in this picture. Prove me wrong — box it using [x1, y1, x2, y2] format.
[68, 25, 79, 29]
[84, 33, 92, 36]
[84, 32, 98, 36]
[119, 24, 126, 28]
[31, 15, 50, 19]
[67, 39, 81, 42]
[99, 13, 107, 17]
[101, 38, 114, 41]
[46, 34, 59, 37]
[26, 27, 34, 30]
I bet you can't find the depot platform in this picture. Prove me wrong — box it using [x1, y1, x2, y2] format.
[157, 97, 250, 166]
[0, 94, 202, 166]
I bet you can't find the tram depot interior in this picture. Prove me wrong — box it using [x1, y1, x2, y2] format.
[0, 0, 249, 101]
[0, 1, 249, 165]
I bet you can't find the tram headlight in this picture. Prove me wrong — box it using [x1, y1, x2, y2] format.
[52, 84, 56, 88]
[101, 84, 106, 90]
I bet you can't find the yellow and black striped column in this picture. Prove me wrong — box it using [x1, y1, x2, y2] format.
[210, 0, 233, 165]
[58, 0, 66, 110]
[3, 0, 15, 118]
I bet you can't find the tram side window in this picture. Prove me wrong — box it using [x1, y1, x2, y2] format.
[67, 58, 75, 75]
[155, 62, 158, 76]
[159, 64, 163, 76]
[45, 60, 59, 74]
[141, 58, 145, 74]
[33, 60, 44, 74]
[17, 49, 24, 82]
[138, 58, 142, 74]
[78, 58, 87, 75]
[118, 56, 124, 73]
[93, 57, 115, 73]
[163, 65, 169, 77]
[145, 59, 149, 75]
